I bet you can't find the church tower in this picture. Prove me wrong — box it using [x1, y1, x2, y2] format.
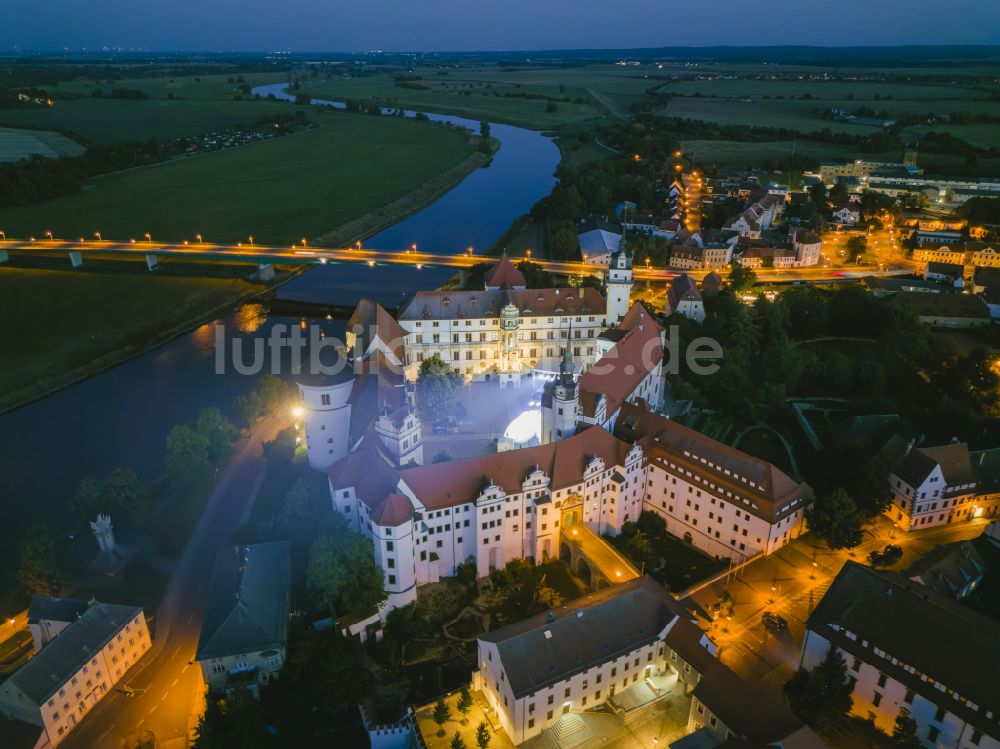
[541, 338, 579, 443]
[605, 246, 633, 325]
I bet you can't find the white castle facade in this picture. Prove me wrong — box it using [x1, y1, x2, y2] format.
[298, 254, 812, 616]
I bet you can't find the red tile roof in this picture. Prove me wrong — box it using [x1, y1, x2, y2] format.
[347, 299, 406, 363]
[579, 305, 663, 420]
[615, 402, 812, 523]
[370, 493, 414, 527]
[484, 256, 527, 290]
[398, 427, 630, 510]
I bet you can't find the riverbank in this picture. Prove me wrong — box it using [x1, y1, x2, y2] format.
[314, 136, 498, 247]
[0, 259, 301, 415]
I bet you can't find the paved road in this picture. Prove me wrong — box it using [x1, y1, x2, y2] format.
[58, 417, 283, 749]
[683, 515, 989, 694]
[0, 238, 907, 285]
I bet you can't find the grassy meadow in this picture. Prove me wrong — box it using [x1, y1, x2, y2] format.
[0, 108, 477, 245]
[0, 126, 85, 162]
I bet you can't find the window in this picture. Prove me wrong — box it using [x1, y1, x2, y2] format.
[928, 727, 940, 742]
[877, 673, 887, 688]
[320, 394, 331, 406]
[872, 692, 882, 707]
[934, 707, 946, 722]
[388, 574, 396, 585]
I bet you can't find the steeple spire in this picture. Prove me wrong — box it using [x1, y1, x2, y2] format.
[559, 321, 575, 387]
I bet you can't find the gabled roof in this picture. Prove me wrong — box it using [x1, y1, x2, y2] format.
[892, 442, 976, 490]
[347, 299, 406, 363]
[479, 576, 693, 697]
[398, 427, 630, 510]
[328, 437, 402, 512]
[578, 228, 622, 257]
[579, 305, 663, 420]
[27, 596, 89, 625]
[484, 256, 527, 290]
[615, 402, 812, 523]
[808, 561, 1000, 736]
[6, 601, 143, 705]
[397, 288, 606, 321]
[667, 274, 703, 313]
[196, 542, 291, 661]
[925, 261, 964, 276]
[890, 292, 988, 320]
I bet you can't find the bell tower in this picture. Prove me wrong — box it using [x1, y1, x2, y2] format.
[605, 246, 633, 325]
[541, 333, 579, 443]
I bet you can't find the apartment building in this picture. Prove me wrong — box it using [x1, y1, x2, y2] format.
[0, 601, 150, 746]
[802, 562, 999, 749]
[665, 274, 705, 323]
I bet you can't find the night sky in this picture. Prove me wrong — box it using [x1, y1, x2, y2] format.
[2, 0, 998, 51]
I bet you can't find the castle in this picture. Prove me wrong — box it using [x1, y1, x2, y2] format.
[298, 253, 812, 617]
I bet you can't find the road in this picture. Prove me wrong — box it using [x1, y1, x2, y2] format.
[682, 515, 989, 694]
[58, 416, 283, 749]
[0, 237, 908, 285]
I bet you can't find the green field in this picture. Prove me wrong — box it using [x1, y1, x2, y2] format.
[0, 126, 85, 162]
[300, 66, 651, 129]
[48, 71, 290, 101]
[0, 264, 269, 412]
[0, 108, 476, 245]
[0, 97, 299, 143]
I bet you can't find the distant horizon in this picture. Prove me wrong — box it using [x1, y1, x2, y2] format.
[2, 0, 998, 54]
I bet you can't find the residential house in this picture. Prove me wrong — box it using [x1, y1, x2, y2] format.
[0, 601, 150, 747]
[916, 229, 963, 245]
[904, 541, 986, 600]
[801, 562, 1000, 749]
[666, 274, 705, 323]
[912, 244, 967, 265]
[196, 541, 291, 693]
[578, 228, 623, 266]
[832, 206, 861, 225]
[886, 441, 999, 531]
[923, 262, 965, 284]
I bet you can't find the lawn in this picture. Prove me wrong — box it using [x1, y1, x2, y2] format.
[0, 97, 297, 143]
[0, 264, 271, 413]
[608, 521, 726, 593]
[0, 126, 85, 162]
[0, 108, 477, 245]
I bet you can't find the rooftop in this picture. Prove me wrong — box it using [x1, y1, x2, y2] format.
[6, 601, 143, 705]
[196, 541, 291, 661]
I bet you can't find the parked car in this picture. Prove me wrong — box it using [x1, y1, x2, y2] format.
[868, 544, 903, 567]
[883, 544, 903, 561]
[762, 611, 788, 632]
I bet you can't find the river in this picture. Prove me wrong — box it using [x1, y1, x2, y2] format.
[0, 85, 559, 567]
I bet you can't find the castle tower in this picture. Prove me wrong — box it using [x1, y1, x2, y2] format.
[541, 339, 579, 443]
[374, 399, 424, 466]
[605, 246, 633, 325]
[297, 370, 355, 471]
[902, 145, 919, 167]
[370, 493, 418, 610]
[499, 302, 522, 387]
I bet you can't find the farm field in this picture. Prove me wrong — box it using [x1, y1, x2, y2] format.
[0, 97, 297, 143]
[301, 65, 651, 129]
[0, 126, 85, 162]
[0, 107, 477, 245]
[46, 71, 290, 100]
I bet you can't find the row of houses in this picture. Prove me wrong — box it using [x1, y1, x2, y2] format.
[912, 241, 1000, 269]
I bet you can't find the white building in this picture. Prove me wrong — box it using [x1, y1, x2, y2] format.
[832, 206, 861, 225]
[665, 274, 705, 323]
[476, 576, 821, 747]
[801, 562, 1000, 749]
[886, 442, 1000, 531]
[0, 601, 151, 747]
[618, 403, 812, 562]
[27, 596, 90, 652]
[578, 228, 622, 266]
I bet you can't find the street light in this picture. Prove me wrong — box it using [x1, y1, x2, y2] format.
[526, 248, 532, 259]
[196, 234, 203, 244]
[44, 231, 53, 240]
[0, 230, 6, 240]
[144, 232, 152, 243]
[94, 231, 102, 241]
[248, 235, 254, 246]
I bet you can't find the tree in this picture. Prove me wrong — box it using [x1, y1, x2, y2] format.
[829, 182, 849, 207]
[845, 235, 867, 262]
[726, 264, 757, 295]
[416, 355, 463, 421]
[195, 407, 238, 461]
[257, 374, 294, 416]
[432, 450, 454, 464]
[306, 516, 386, 618]
[785, 645, 852, 726]
[18, 523, 69, 596]
[890, 709, 923, 749]
[277, 476, 324, 540]
[262, 425, 298, 468]
[479, 120, 490, 139]
[451, 732, 467, 749]
[70, 468, 151, 526]
[166, 425, 213, 490]
[550, 220, 580, 261]
[476, 721, 491, 749]
[433, 697, 451, 736]
[233, 391, 264, 430]
[805, 488, 864, 550]
[457, 684, 474, 724]
[715, 589, 734, 618]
